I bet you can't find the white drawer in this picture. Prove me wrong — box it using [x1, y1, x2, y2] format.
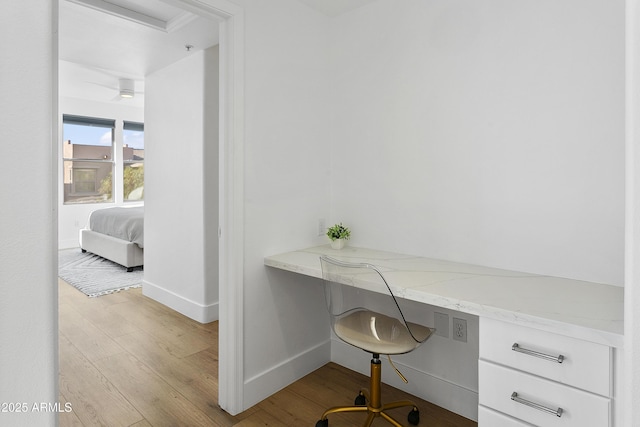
[480, 317, 611, 396]
[479, 360, 611, 427]
[478, 406, 535, 426]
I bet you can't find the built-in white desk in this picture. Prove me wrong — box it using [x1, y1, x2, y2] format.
[265, 245, 624, 426]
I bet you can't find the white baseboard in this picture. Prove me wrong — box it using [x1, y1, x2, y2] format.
[142, 279, 219, 324]
[243, 340, 331, 410]
[331, 340, 479, 422]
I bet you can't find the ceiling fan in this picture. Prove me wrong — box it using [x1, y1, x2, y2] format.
[118, 78, 136, 98]
[86, 77, 144, 101]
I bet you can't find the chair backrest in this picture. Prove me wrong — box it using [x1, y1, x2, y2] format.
[319, 255, 433, 355]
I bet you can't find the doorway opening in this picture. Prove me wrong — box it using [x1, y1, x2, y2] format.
[54, 0, 244, 417]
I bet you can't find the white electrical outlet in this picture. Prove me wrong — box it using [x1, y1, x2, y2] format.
[453, 317, 467, 343]
[318, 218, 326, 236]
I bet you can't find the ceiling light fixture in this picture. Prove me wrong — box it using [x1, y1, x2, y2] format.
[119, 78, 135, 98]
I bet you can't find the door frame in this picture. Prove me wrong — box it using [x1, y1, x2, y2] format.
[172, 0, 245, 415]
[54, 0, 245, 415]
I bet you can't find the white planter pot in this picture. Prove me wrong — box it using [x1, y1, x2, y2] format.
[330, 239, 346, 250]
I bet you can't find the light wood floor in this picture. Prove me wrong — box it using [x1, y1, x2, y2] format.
[59, 279, 477, 427]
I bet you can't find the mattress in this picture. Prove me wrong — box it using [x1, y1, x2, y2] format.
[88, 206, 144, 248]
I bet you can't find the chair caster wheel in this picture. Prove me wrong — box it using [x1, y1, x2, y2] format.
[315, 419, 328, 427]
[408, 407, 420, 425]
[354, 392, 366, 406]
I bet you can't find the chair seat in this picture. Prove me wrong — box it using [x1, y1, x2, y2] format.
[334, 309, 434, 355]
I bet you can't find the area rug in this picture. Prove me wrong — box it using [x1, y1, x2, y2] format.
[58, 249, 142, 297]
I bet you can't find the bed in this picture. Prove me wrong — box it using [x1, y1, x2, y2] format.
[79, 206, 144, 272]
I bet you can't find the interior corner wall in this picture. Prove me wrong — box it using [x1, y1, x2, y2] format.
[143, 47, 219, 323]
[223, 0, 623, 418]
[328, 0, 625, 286]
[0, 1, 57, 426]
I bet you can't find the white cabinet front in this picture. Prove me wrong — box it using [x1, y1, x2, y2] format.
[480, 317, 611, 396]
[478, 406, 535, 427]
[479, 361, 610, 427]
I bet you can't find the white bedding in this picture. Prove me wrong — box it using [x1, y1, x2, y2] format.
[88, 206, 144, 248]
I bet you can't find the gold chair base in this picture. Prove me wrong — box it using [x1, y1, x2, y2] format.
[317, 357, 419, 427]
[319, 401, 417, 427]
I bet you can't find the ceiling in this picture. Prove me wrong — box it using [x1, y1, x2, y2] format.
[59, 0, 220, 107]
[296, 0, 377, 17]
[59, 0, 377, 107]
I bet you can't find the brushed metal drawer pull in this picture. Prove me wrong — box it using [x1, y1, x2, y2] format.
[511, 392, 564, 417]
[512, 343, 565, 363]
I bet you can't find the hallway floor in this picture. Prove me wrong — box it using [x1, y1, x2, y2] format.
[58, 279, 477, 426]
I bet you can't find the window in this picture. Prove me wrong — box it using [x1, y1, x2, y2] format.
[72, 169, 98, 193]
[62, 115, 114, 204]
[123, 121, 144, 201]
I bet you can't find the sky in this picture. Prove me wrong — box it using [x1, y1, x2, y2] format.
[63, 123, 144, 149]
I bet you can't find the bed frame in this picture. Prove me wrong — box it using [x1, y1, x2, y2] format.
[80, 229, 144, 272]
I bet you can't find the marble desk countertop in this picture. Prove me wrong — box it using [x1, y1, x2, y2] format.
[264, 245, 624, 348]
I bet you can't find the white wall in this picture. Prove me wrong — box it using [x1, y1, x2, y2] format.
[230, 0, 626, 417]
[329, 0, 625, 286]
[626, 1, 640, 424]
[229, 0, 334, 409]
[322, 0, 624, 420]
[204, 45, 220, 312]
[143, 46, 219, 323]
[58, 95, 144, 249]
[0, 1, 57, 426]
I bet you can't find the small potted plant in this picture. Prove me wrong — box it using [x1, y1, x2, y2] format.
[326, 223, 351, 249]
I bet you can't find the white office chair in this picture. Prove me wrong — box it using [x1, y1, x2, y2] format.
[315, 255, 435, 427]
